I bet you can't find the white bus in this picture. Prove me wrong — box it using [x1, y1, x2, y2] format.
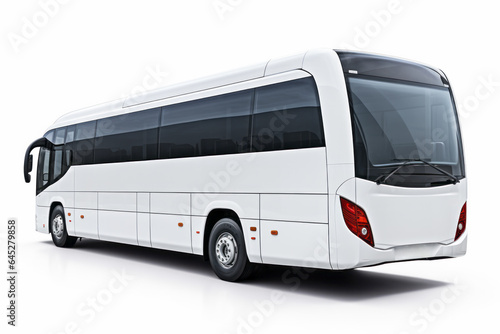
[24, 49, 467, 281]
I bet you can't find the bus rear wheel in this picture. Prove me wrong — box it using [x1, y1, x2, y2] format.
[50, 205, 77, 248]
[208, 218, 254, 281]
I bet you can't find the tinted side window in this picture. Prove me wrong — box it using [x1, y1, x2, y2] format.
[251, 77, 325, 152]
[64, 125, 75, 168]
[94, 108, 160, 164]
[70, 121, 96, 165]
[159, 90, 252, 159]
[52, 127, 66, 179]
[36, 147, 50, 192]
[54, 128, 66, 145]
[52, 148, 64, 180]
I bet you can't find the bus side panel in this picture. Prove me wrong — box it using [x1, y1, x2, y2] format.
[98, 211, 137, 245]
[151, 214, 192, 253]
[74, 147, 328, 267]
[97, 192, 137, 245]
[74, 191, 98, 239]
[150, 193, 191, 253]
[74, 209, 98, 239]
[137, 193, 151, 247]
[137, 213, 151, 247]
[36, 205, 50, 233]
[73, 148, 328, 194]
[260, 194, 327, 224]
[260, 220, 330, 269]
[256, 149, 329, 268]
[259, 194, 330, 267]
[240, 219, 262, 263]
[192, 216, 205, 255]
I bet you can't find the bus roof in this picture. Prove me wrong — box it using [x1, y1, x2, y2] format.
[49, 50, 311, 131]
[47, 49, 445, 132]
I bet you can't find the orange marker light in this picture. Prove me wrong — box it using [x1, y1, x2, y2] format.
[80, 215, 84, 219]
[68, 213, 71, 216]
[196, 231, 200, 234]
[178, 222, 184, 227]
[250, 227, 257, 232]
[251, 237, 256, 240]
[271, 230, 278, 236]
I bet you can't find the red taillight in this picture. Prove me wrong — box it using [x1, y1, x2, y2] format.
[455, 202, 467, 241]
[340, 197, 374, 247]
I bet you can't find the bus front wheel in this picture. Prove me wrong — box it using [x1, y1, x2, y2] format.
[50, 205, 77, 248]
[208, 218, 254, 281]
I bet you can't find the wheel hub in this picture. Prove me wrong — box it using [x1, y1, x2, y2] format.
[215, 232, 238, 268]
[52, 215, 64, 239]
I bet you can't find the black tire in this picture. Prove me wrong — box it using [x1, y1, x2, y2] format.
[208, 218, 254, 282]
[50, 205, 77, 248]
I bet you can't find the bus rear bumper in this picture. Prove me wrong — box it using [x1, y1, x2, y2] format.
[336, 232, 468, 270]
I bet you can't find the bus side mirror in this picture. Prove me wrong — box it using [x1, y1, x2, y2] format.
[28, 154, 33, 173]
[24, 137, 51, 183]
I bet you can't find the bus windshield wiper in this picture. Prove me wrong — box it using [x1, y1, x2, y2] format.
[375, 159, 460, 185]
[375, 160, 414, 185]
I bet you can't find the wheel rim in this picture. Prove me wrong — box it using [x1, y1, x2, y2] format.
[215, 232, 238, 269]
[52, 214, 64, 239]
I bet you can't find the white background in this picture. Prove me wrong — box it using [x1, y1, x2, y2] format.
[1, 0, 499, 333]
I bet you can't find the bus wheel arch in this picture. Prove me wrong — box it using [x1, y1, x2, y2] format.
[203, 209, 241, 261]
